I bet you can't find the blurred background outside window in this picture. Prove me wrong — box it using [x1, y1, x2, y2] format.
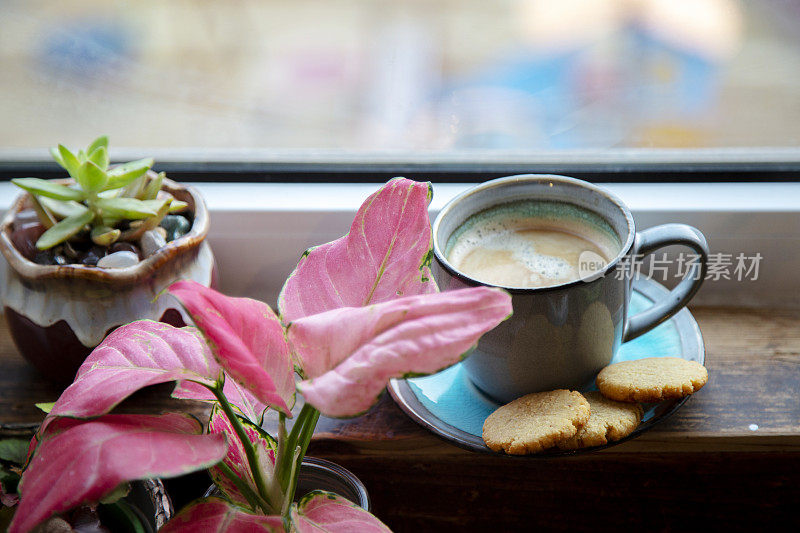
[1, 0, 798, 153]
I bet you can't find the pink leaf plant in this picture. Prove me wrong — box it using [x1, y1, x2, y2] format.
[159, 497, 285, 532]
[278, 177, 438, 321]
[10, 414, 227, 533]
[292, 491, 392, 533]
[12, 178, 512, 532]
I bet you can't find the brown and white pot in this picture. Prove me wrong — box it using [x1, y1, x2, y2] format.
[0, 178, 215, 385]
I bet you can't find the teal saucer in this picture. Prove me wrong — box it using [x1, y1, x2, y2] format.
[388, 277, 705, 455]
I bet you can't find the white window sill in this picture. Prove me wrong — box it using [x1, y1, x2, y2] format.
[2, 181, 799, 309]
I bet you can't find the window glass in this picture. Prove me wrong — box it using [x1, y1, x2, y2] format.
[1, 0, 797, 151]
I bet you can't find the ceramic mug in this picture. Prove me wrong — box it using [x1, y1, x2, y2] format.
[432, 174, 709, 403]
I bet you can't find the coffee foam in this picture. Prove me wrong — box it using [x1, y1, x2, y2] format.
[445, 201, 621, 288]
[448, 219, 577, 282]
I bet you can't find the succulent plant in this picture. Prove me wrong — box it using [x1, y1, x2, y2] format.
[11, 136, 187, 251]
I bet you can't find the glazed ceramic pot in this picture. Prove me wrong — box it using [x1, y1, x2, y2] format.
[0, 178, 215, 385]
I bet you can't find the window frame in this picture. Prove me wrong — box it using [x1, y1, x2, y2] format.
[1, 148, 800, 183]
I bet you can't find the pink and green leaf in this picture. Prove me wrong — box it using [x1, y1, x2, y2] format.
[207, 405, 276, 510]
[292, 491, 391, 533]
[289, 287, 512, 417]
[159, 497, 285, 532]
[10, 413, 228, 533]
[168, 280, 295, 416]
[45, 321, 221, 426]
[278, 177, 437, 323]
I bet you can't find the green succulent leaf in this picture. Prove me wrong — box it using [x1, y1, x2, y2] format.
[11, 178, 85, 202]
[91, 226, 121, 246]
[58, 144, 81, 178]
[147, 197, 172, 228]
[169, 200, 189, 213]
[108, 158, 154, 177]
[36, 209, 94, 250]
[77, 160, 108, 193]
[119, 174, 146, 199]
[101, 215, 122, 227]
[97, 188, 122, 199]
[142, 172, 164, 200]
[39, 197, 90, 219]
[94, 197, 167, 220]
[29, 195, 56, 229]
[50, 146, 65, 169]
[104, 158, 154, 191]
[118, 199, 172, 241]
[88, 146, 109, 171]
[87, 135, 109, 155]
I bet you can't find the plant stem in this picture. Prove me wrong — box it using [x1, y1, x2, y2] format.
[274, 412, 288, 490]
[215, 460, 274, 514]
[270, 402, 322, 519]
[265, 412, 289, 512]
[209, 386, 274, 512]
[281, 446, 302, 517]
[277, 403, 315, 491]
[296, 408, 320, 464]
[283, 406, 320, 506]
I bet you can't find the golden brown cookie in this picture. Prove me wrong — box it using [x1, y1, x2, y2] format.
[596, 357, 708, 403]
[482, 390, 590, 455]
[557, 391, 643, 449]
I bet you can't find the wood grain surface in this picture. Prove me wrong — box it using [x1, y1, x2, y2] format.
[2, 307, 799, 531]
[309, 306, 800, 454]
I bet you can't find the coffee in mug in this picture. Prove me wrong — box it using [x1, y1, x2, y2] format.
[444, 200, 621, 289]
[432, 175, 709, 402]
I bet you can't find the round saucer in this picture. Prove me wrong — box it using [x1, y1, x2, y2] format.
[388, 277, 705, 455]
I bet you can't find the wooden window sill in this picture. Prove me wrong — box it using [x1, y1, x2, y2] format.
[7, 307, 794, 446]
[2, 306, 799, 529]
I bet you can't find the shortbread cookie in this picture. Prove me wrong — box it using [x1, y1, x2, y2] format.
[596, 357, 708, 403]
[557, 391, 643, 449]
[482, 390, 590, 455]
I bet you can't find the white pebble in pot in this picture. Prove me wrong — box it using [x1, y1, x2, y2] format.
[140, 230, 167, 257]
[96, 251, 140, 268]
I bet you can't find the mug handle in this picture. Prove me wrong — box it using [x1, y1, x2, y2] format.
[623, 223, 709, 342]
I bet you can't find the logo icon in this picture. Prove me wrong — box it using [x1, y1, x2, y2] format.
[578, 250, 607, 282]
